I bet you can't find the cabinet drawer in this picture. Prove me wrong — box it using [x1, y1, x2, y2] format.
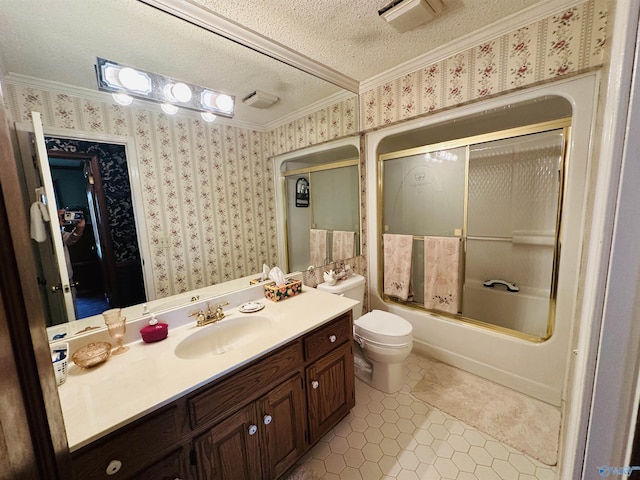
[129, 448, 185, 480]
[72, 406, 180, 480]
[304, 313, 352, 362]
[188, 342, 302, 430]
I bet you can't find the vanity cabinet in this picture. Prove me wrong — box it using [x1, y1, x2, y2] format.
[193, 373, 306, 479]
[70, 311, 354, 480]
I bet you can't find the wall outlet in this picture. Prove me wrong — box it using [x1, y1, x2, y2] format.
[158, 236, 171, 249]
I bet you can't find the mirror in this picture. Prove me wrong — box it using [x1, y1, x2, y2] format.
[1, 0, 359, 335]
[274, 137, 362, 273]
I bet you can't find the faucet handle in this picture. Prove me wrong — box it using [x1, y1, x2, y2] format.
[214, 301, 229, 319]
[189, 309, 206, 325]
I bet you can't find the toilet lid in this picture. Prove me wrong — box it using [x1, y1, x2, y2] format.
[354, 310, 413, 346]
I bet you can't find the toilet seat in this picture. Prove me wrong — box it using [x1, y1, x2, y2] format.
[354, 310, 413, 348]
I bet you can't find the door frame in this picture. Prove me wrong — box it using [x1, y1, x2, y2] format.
[15, 122, 155, 303]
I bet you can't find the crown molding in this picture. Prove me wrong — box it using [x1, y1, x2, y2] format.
[140, 0, 360, 94]
[360, 0, 588, 92]
[3, 73, 266, 131]
[264, 90, 357, 131]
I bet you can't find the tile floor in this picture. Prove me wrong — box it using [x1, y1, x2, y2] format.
[295, 352, 558, 479]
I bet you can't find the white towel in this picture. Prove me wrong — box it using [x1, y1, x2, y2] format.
[310, 229, 328, 267]
[383, 234, 413, 301]
[30, 201, 50, 243]
[424, 236, 461, 314]
[332, 230, 355, 261]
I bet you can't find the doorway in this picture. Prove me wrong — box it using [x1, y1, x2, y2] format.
[44, 137, 146, 319]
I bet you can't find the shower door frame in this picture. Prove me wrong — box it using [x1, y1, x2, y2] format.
[377, 117, 571, 342]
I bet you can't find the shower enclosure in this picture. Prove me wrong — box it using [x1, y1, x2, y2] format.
[380, 121, 568, 340]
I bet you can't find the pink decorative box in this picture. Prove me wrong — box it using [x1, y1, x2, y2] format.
[264, 279, 302, 302]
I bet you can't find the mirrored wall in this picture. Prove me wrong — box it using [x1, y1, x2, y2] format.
[275, 139, 361, 273]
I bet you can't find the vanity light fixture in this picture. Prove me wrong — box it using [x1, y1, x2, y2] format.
[96, 57, 235, 119]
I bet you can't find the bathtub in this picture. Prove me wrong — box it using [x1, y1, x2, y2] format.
[462, 281, 551, 339]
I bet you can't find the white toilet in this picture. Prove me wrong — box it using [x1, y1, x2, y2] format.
[317, 274, 413, 393]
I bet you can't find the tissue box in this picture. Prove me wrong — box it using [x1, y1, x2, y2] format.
[264, 279, 302, 302]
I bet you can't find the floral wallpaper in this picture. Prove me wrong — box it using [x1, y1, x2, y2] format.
[267, 95, 359, 156]
[361, 0, 609, 129]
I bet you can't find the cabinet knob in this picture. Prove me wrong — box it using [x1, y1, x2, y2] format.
[329, 334, 337, 343]
[311, 380, 319, 389]
[248, 424, 258, 435]
[106, 459, 122, 475]
[263, 414, 272, 425]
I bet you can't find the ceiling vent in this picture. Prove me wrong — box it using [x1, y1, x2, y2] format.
[242, 90, 279, 109]
[378, 0, 444, 33]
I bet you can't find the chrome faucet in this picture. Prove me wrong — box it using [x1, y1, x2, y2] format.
[190, 301, 229, 327]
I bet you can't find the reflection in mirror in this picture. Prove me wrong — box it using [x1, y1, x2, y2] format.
[378, 96, 572, 341]
[2, 0, 359, 338]
[277, 139, 361, 273]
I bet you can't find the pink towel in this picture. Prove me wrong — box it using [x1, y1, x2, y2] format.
[383, 234, 413, 301]
[310, 229, 328, 267]
[332, 230, 355, 260]
[424, 236, 461, 314]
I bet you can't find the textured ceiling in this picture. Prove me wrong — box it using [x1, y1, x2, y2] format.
[193, 0, 544, 82]
[1, 0, 548, 127]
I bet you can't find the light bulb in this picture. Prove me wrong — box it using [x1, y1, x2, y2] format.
[171, 82, 192, 103]
[215, 94, 234, 113]
[201, 112, 216, 122]
[112, 93, 133, 106]
[161, 103, 178, 115]
[118, 67, 151, 93]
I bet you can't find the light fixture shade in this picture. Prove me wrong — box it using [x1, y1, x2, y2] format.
[96, 58, 235, 118]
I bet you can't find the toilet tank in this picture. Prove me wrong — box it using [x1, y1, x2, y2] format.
[316, 274, 365, 319]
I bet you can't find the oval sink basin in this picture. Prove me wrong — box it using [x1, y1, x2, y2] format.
[174, 315, 271, 360]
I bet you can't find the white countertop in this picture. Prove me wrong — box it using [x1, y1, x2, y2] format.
[56, 284, 358, 451]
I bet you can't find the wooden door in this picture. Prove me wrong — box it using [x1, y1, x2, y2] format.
[306, 343, 355, 443]
[193, 404, 262, 480]
[260, 374, 307, 479]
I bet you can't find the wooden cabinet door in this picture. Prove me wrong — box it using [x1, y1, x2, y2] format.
[306, 342, 355, 443]
[260, 374, 307, 479]
[193, 404, 262, 480]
